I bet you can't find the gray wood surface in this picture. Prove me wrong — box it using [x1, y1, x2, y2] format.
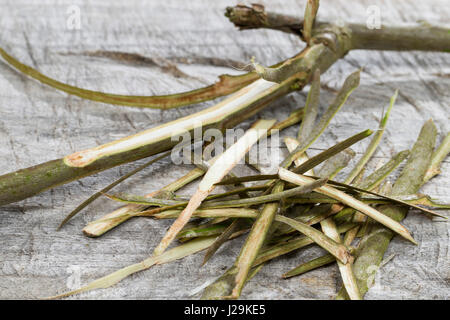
[0, 0, 448, 299]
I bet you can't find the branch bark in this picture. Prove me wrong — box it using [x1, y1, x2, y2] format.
[225, 4, 303, 37]
[1, 4, 448, 209]
[226, 5, 450, 52]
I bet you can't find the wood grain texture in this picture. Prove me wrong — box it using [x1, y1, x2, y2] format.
[0, 0, 448, 299]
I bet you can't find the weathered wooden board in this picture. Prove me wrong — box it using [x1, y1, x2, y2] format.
[0, 0, 448, 299]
